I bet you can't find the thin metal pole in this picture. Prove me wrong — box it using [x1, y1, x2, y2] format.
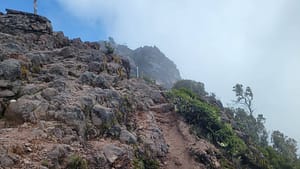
[34, 0, 37, 14]
[136, 66, 139, 78]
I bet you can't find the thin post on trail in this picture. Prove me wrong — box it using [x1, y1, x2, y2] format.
[136, 66, 139, 78]
[34, 0, 37, 14]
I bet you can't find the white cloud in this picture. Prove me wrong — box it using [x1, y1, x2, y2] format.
[57, 0, 300, 144]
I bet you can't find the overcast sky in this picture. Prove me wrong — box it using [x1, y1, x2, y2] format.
[56, 0, 300, 145]
[1, 0, 299, 147]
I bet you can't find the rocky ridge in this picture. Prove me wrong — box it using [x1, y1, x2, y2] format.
[0, 9, 220, 169]
[101, 38, 181, 89]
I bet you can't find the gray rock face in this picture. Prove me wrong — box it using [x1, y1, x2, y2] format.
[0, 80, 11, 88]
[0, 154, 14, 167]
[27, 52, 52, 66]
[103, 144, 125, 163]
[49, 64, 66, 77]
[79, 71, 96, 85]
[94, 74, 111, 89]
[58, 46, 76, 59]
[119, 129, 137, 144]
[112, 42, 181, 88]
[91, 104, 115, 127]
[47, 145, 70, 168]
[0, 89, 15, 97]
[0, 9, 52, 35]
[79, 72, 113, 89]
[101, 38, 181, 88]
[131, 46, 181, 88]
[0, 59, 21, 80]
[88, 61, 101, 73]
[87, 151, 109, 169]
[41, 88, 58, 101]
[4, 98, 41, 124]
[56, 106, 86, 137]
[20, 84, 45, 96]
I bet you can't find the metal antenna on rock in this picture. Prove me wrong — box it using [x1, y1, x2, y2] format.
[34, 0, 37, 14]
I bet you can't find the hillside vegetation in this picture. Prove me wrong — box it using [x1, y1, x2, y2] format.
[170, 80, 300, 169]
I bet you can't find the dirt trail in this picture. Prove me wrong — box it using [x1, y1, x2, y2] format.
[154, 111, 204, 169]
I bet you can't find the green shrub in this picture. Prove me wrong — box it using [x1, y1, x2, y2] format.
[41, 159, 50, 167]
[214, 123, 246, 155]
[104, 42, 114, 55]
[21, 65, 29, 80]
[66, 155, 88, 169]
[173, 80, 208, 97]
[168, 87, 300, 169]
[133, 146, 160, 169]
[168, 88, 246, 156]
[31, 64, 41, 73]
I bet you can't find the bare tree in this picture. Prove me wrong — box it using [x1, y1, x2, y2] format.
[34, 0, 37, 14]
[233, 83, 254, 115]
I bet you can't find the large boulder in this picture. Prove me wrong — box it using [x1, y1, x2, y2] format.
[87, 151, 109, 169]
[0, 59, 21, 80]
[20, 84, 46, 96]
[49, 64, 66, 77]
[4, 98, 41, 124]
[0, 80, 11, 88]
[47, 145, 70, 168]
[91, 104, 115, 128]
[102, 144, 125, 163]
[41, 88, 58, 101]
[56, 106, 86, 137]
[93, 74, 112, 89]
[79, 71, 96, 86]
[119, 129, 137, 144]
[0, 90, 15, 98]
[0, 155, 15, 167]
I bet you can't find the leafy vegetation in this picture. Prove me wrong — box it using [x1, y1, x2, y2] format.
[271, 130, 298, 161]
[173, 80, 208, 97]
[66, 154, 88, 169]
[231, 108, 268, 147]
[233, 84, 254, 115]
[104, 41, 114, 55]
[168, 88, 246, 156]
[133, 147, 160, 169]
[169, 80, 300, 168]
[231, 84, 300, 168]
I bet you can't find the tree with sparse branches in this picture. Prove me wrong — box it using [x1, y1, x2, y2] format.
[271, 130, 298, 161]
[233, 83, 254, 115]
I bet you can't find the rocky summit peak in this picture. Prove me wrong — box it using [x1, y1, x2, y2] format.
[107, 40, 182, 88]
[0, 9, 52, 35]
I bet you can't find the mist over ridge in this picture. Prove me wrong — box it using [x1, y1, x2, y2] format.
[56, 0, 300, 145]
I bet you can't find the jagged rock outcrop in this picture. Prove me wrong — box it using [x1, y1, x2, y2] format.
[131, 46, 181, 88]
[101, 38, 181, 88]
[0, 9, 52, 35]
[0, 9, 221, 169]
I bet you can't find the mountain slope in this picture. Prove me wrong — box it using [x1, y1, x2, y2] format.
[0, 9, 214, 169]
[100, 38, 182, 88]
[1, 9, 298, 169]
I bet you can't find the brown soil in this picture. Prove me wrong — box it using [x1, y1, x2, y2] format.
[154, 111, 205, 169]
